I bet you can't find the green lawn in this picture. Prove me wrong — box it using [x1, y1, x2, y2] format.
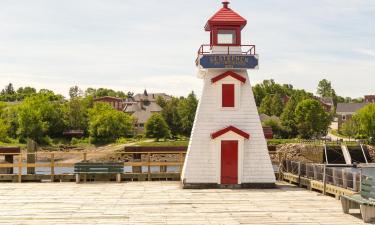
[134, 140, 189, 147]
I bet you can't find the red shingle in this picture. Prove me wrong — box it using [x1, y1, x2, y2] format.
[205, 2, 247, 31]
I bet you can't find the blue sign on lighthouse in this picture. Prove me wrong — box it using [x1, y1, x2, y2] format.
[199, 54, 259, 69]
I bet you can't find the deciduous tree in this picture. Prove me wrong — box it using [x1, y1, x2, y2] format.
[145, 113, 170, 141]
[294, 99, 331, 139]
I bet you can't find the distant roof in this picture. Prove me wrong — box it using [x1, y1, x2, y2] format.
[319, 97, 334, 106]
[205, 1, 247, 31]
[125, 101, 162, 123]
[131, 92, 171, 102]
[336, 103, 368, 114]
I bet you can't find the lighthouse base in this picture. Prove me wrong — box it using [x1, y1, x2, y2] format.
[182, 182, 276, 189]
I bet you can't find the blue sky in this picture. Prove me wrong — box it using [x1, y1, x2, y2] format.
[0, 0, 374, 98]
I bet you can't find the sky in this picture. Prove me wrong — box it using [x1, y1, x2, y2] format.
[0, 0, 374, 98]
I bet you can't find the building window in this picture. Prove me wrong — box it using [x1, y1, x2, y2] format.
[222, 84, 235, 107]
[217, 30, 236, 45]
[342, 115, 346, 121]
[139, 123, 144, 128]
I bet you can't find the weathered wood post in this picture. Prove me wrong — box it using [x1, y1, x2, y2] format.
[50, 153, 55, 182]
[147, 153, 151, 181]
[83, 153, 87, 182]
[298, 162, 302, 187]
[18, 153, 22, 183]
[4, 154, 13, 174]
[27, 139, 37, 174]
[323, 164, 327, 195]
[132, 153, 142, 174]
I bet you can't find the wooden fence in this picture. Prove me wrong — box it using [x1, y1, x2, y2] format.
[0, 151, 186, 182]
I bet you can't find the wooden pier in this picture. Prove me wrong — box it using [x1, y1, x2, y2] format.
[0, 181, 366, 225]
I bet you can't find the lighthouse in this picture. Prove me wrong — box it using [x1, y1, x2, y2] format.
[181, 1, 276, 188]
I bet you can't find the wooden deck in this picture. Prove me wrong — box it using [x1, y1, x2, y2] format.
[0, 182, 367, 225]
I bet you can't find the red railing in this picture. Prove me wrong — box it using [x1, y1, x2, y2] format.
[196, 44, 256, 66]
[197, 44, 256, 56]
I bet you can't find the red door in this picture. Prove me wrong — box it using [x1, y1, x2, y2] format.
[221, 140, 238, 184]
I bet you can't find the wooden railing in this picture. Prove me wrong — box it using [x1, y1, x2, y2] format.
[0, 151, 186, 182]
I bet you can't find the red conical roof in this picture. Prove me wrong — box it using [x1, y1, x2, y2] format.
[205, 1, 247, 31]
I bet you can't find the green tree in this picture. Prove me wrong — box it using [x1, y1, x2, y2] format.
[156, 96, 167, 108]
[88, 103, 134, 142]
[178, 92, 198, 136]
[262, 118, 286, 138]
[69, 86, 83, 99]
[280, 90, 313, 137]
[259, 95, 273, 116]
[294, 99, 331, 139]
[259, 94, 283, 116]
[340, 118, 359, 140]
[0, 102, 10, 141]
[16, 87, 36, 100]
[17, 94, 66, 142]
[145, 113, 170, 141]
[317, 79, 334, 97]
[355, 103, 375, 143]
[65, 98, 89, 131]
[161, 97, 181, 138]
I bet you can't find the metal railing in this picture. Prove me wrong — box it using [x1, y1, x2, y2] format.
[282, 160, 360, 192]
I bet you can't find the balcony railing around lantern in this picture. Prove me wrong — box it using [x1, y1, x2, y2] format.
[196, 44, 256, 65]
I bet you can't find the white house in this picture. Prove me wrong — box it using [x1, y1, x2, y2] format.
[181, 1, 275, 188]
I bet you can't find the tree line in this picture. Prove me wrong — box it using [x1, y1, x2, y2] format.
[0, 83, 197, 144]
[253, 79, 373, 140]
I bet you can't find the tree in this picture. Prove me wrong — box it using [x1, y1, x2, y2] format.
[280, 90, 313, 138]
[88, 103, 134, 142]
[69, 86, 83, 99]
[259, 95, 273, 116]
[161, 97, 181, 137]
[0, 102, 9, 141]
[355, 103, 375, 143]
[17, 94, 66, 142]
[16, 87, 36, 100]
[259, 94, 283, 116]
[253, 79, 287, 107]
[145, 113, 170, 141]
[317, 79, 334, 97]
[65, 97, 89, 131]
[340, 119, 359, 141]
[178, 91, 198, 136]
[294, 99, 331, 139]
[156, 96, 167, 108]
[262, 118, 286, 138]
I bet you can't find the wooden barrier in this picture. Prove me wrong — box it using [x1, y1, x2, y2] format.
[0, 151, 186, 182]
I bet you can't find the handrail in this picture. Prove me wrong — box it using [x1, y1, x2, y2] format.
[324, 144, 329, 164]
[197, 44, 256, 56]
[0, 151, 187, 182]
[360, 143, 369, 164]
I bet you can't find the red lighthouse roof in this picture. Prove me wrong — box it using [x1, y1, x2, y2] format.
[205, 1, 247, 31]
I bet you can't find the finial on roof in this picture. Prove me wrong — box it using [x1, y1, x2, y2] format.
[222, 1, 230, 8]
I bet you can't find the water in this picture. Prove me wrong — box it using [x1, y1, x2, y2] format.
[11, 166, 180, 175]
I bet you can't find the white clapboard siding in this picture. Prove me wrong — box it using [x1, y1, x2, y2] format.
[181, 69, 276, 184]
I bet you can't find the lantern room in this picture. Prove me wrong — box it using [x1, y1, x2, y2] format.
[205, 1, 247, 46]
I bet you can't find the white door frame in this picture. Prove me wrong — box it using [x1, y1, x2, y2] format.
[212, 131, 244, 184]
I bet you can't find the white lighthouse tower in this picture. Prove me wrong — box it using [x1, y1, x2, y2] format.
[181, 1, 276, 188]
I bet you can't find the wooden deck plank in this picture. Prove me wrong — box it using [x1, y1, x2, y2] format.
[0, 182, 367, 224]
